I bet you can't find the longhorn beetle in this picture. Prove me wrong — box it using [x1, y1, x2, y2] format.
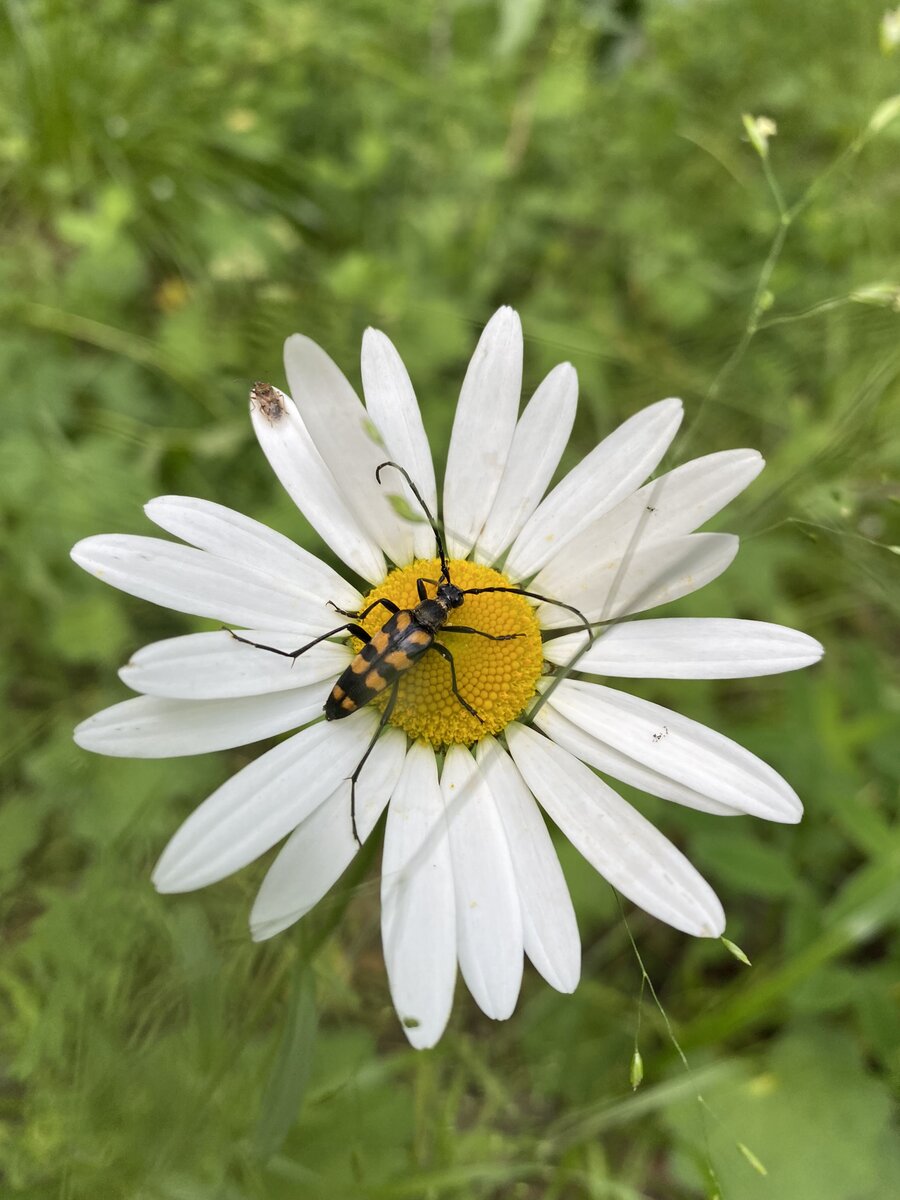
[228, 462, 591, 845]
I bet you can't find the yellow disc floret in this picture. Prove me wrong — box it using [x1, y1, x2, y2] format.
[355, 558, 544, 748]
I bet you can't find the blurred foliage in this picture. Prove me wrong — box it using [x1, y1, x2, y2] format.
[1, 0, 899, 1196]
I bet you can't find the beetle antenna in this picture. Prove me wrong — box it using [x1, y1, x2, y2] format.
[376, 461, 450, 581]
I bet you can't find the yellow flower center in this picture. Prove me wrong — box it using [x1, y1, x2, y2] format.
[355, 558, 544, 747]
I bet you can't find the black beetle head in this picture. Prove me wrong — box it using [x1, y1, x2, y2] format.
[437, 582, 464, 609]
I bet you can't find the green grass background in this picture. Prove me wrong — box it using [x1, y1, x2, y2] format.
[2, 1, 899, 1196]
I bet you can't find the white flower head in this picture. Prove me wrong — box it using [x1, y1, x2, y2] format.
[72, 307, 823, 1048]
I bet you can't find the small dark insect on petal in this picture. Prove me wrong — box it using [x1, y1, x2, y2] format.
[250, 382, 287, 424]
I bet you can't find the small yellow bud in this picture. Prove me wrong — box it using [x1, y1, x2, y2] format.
[225, 108, 257, 134]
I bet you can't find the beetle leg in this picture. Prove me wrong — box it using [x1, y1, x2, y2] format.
[415, 577, 440, 601]
[460, 585, 592, 643]
[327, 597, 400, 620]
[461, 586, 598, 725]
[349, 678, 400, 847]
[429, 642, 484, 723]
[442, 625, 524, 640]
[225, 622, 370, 660]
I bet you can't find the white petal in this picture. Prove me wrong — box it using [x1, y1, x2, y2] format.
[535, 701, 740, 816]
[152, 710, 379, 892]
[74, 686, 326, 758]
[475, 738, 580, 993]
[475, 363, 578, 565]
[549, 679, 803, 823]
[120, 631, 352, 699]
[545, 618, 824, 678]
[250, 385, 386, 583]
[283, 335, 411, 566]
[71, 534, 336, 633]
[506, 723, 725, 937]
[381, 742, 457, 1049]
[250, 727, 407, 940]
[443, 308, 523, 559]
[361, 328, 437, 562]
[538, 448, 764, 585]
[144, 495, 361, 613]
[535, 533, 739, 628]
[506, 398, 683, 580]
[442, 744, 523, 1019]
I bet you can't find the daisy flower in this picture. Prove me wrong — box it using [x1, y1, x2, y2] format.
[72, 308, 822, 1048]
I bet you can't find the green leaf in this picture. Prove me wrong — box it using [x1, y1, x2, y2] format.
[495, 0, 545, 58]
[362, 416, 387, 448]
[692, 829, 798, 899]
[721, 937, 752, 967]
[385, 492, 425, 524]
[254, 961, 318, 1161]
[665, 1029, 900, 1199]
[737, 1141, 768, 1176]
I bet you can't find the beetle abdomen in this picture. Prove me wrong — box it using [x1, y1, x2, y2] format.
[325, 609, 434, 720]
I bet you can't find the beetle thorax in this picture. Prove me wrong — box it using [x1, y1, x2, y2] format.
[414, 597, 449, 632]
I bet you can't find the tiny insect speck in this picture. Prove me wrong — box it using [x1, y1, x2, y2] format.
[250, 381, 287, 423]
